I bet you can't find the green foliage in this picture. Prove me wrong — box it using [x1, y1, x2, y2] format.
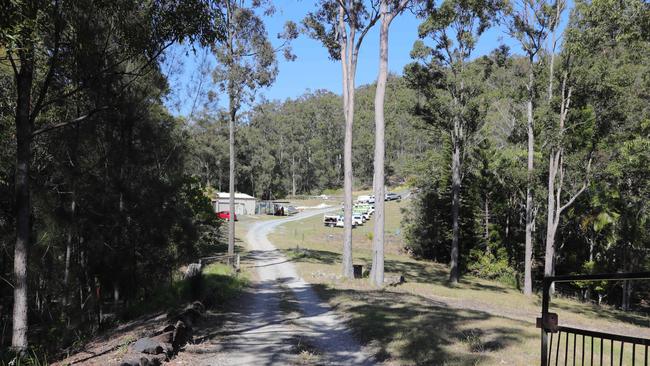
[0, 348, 48, 366]
[0, 0, 229, 354]
[404, 0, 650, 306]
[468, 247, 517, 287]
[186, 77, 426, 198]
[123, 263, 247, 319]
[200, 263, 249, 308]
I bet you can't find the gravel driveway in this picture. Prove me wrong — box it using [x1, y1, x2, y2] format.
[199, 209, 374, 366]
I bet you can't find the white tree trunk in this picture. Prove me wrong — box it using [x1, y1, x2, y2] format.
[524, 67, 534, 296]
[370, 1, 390, 287]
[544, 151, 560, 280]
[12, 50, 34, 352]
[450, 136, 461, 284]
[339, 4, 356, 278]
[228, 101, 236, 256]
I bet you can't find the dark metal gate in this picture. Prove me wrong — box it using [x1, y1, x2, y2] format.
[539, 272, 650, 366]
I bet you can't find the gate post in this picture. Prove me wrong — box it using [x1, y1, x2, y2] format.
[540, 277, 551, 366]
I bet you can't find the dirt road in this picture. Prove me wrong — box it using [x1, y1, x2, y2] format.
[193, 210, 374, 365]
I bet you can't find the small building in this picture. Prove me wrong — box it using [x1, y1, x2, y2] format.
[212, 192, 257, 216]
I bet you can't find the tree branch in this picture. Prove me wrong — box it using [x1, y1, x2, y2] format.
[31, 0, 62, 123]
[558, 157, 592, 214]
[6, 49, 19, 77]
[32, 106, 109, 137]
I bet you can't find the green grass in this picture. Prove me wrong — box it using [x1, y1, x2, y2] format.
[123, 262, 248, 318]
[268, 200, 650, 365]
[0, 348, 50, 366]
[199, 263, 249, 309]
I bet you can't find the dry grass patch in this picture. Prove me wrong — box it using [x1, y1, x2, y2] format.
[268, 200, 650, 365]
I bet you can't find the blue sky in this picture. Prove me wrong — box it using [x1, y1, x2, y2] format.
[164, 1, 569, 117]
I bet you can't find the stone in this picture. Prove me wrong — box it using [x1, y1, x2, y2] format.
[184, 263, 202, 280]
[120, 354, 165, 366]
[172, 320, 192, 350]
[132, 337, 161, 354]
[131, 332, 173, 356]
[172, 307, 202, 327]
[151, 323, 175, 337]
[384, 274, 405, 286]
[188, 300, 205, 314]
[150, 330, 173, 344]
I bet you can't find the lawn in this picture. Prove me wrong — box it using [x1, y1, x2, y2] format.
[268, 199, 650, 365]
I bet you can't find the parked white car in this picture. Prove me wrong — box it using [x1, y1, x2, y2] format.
[357, 194, 376, 204]
[352, 213, 364, 226]
[323, 214, 357, 228]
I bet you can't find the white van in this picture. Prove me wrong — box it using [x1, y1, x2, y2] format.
[357, 195, 371, 203]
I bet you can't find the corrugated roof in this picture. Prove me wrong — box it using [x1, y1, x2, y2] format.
[213, 192, 256, 200]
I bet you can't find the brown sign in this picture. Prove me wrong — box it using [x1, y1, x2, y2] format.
[536, 313, 559, 333]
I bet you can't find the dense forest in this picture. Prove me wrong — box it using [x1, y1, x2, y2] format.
[0, 0, 226, 357]
[402, 0, 650, 309]
[186, 76, 425, 198]
[1, 0, 650, 361]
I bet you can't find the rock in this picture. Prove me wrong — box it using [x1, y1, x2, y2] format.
[120, 353, 166, 366]
[179, 307, 202, 327]
[119, 359, 140, 366]
[384, 274, 405, 286]
[185, 263, 203, 300]
[184, 263, 202, 280]
[169, 306, 202, 327]
[188, 300, 205, 314]
[151, 323, 175, 337]
[132, 338, 162, 354]
[150, 330, 173, 344]
[131, 332, 173, 356]
[172, 320, 191, 350]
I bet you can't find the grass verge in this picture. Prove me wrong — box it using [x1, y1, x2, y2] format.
[269, 200, 650, 365]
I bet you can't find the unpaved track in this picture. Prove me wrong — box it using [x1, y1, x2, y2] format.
[200, 210, 373, 366]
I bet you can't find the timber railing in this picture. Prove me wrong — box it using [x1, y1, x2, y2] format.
[199, 253, 240, 271]
[539, 272, 650, 366]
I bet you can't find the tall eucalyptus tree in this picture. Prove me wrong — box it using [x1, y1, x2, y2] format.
[370, 0, 411, 287]
[304, 0, 380, 278]
[505, 0, 558, 295]
[409, 0, 503, 284]
[211, 0, 296, 255]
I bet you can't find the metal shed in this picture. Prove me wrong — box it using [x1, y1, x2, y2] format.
[212, 192, 257, 216]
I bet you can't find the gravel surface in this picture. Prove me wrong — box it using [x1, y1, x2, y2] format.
[197, 209, 374, 366]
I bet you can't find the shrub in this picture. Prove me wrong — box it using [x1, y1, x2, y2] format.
[467, 247, 517, 287]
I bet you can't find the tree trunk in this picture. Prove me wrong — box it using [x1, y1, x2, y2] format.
[12, 47, 35, 353]
[228, 101, 236, 256]
[339, 5, 355, 279]
[484, 196, 490, 245]
[226, 1, 236, 257]
[450, 135, 461, 284]
[341, 78, 355, 278]
[544, 72, 581, 295]
[370, 3, 390, 287]
[291, 155, 296, 197]
[64, 197, 76, 307]
[544, 152, 559, 282]
[523, 65, 535, 297]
